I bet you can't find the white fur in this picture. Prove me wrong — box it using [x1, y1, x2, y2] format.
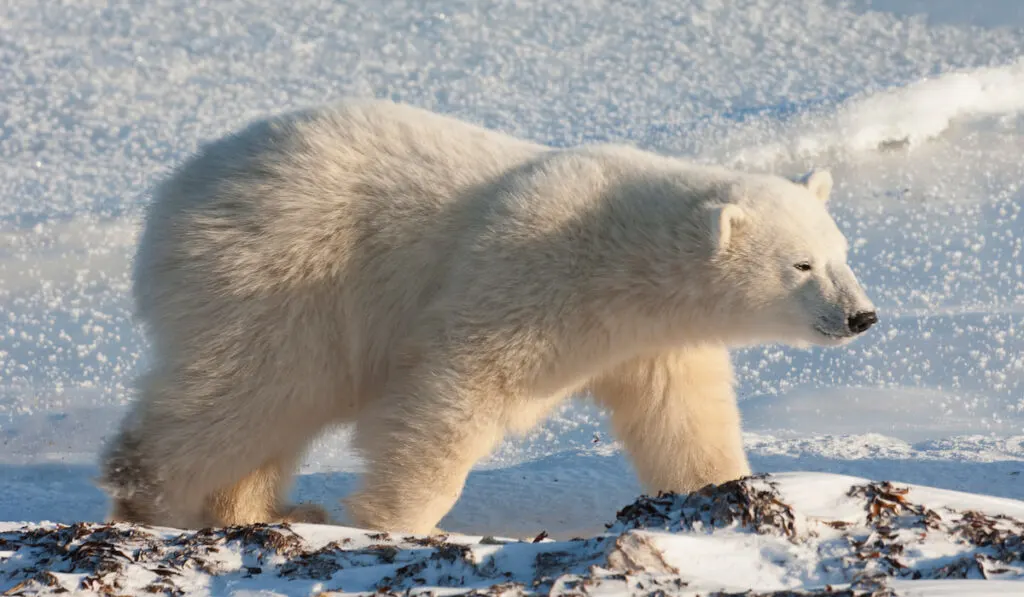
[99, 99, 876, 533]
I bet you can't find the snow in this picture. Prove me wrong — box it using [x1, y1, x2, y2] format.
[721, 57, 1024, 164]
[3, 473, 1024, 595]
[1, 0, 1023, 594]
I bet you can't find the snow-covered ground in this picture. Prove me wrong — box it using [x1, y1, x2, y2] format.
[3, 473, 1024, 595]
[1, 0, 1023, 594]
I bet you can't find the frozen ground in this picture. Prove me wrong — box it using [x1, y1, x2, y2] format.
[4, 473, 1024, 596]
[1, 0, 1023, 594]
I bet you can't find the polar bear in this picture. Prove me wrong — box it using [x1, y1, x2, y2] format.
[99, 99, 877, 534]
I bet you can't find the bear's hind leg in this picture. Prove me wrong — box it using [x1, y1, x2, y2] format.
[345, 375, 503, 534]
[100, 371, 335, 529]
[100, 389, 185, 527]
[590, 345, 751, 494]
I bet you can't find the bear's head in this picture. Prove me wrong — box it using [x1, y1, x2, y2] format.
[706, 169, 877, 348]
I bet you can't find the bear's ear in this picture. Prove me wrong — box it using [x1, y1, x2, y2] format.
[796, 168, 833, 202]
[708, 204, 747, 253]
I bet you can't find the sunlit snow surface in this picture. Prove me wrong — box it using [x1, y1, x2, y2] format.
[1, 0, 1023, 552]
[4, 473, 1024, 596]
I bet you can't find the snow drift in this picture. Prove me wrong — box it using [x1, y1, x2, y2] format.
[719, 59, 1024, 166]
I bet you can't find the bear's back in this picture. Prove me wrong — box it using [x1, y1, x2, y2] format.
[130, 101, 545, 389]
[134, 100, 544, 308]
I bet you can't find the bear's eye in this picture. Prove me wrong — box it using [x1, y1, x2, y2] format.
[794, 261, 813, 272]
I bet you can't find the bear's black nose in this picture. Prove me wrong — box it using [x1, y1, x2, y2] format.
[848, 311, 878, 334]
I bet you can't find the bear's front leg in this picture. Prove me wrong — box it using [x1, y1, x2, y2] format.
[590, 344, 751, 494]
[345, 371, 504, 534]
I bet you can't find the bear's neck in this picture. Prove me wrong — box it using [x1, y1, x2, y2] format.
[535, 153, 738, 356]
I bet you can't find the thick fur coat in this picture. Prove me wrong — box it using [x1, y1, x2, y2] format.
[100, 100, 877, 533]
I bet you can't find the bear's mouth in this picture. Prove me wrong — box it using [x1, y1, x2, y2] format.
[813, 325, 850, 340]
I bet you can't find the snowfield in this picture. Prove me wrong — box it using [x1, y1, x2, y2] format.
[1, 0, 1023, 595]
[3, 473, 1024, 595]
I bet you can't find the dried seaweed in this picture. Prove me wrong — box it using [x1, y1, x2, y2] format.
[2, 478, 1023, 596]
[610, 474, 798, 541]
